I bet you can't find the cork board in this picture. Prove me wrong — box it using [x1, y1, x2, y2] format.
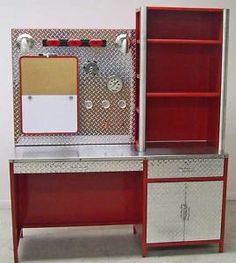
[20, 56, 79, 134]
[20, 56, 79, 95]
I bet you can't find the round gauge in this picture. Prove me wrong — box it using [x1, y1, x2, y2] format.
[106, 75, 123, 93]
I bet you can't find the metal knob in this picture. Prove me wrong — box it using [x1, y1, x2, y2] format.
[102, 100, 110, 109]
[85, 100, 93, 109]
[83, 61, 99, 76]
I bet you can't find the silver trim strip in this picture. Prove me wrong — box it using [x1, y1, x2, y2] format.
[14, 160, 143, 174]
[138, 6, 147, 152]
[11, 154, 226, 163]
[219, 9, 230, 154]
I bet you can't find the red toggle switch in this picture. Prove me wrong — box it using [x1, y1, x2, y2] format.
[89, 39, 104, 47]
[67, 39, 82, 47]
[46, 39, 60, 46]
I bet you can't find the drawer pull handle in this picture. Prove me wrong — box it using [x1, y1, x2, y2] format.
[179, 167, 193, 173]
[71, 164, 88, 171]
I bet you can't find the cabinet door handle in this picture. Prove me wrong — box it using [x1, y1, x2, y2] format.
[180, 204, 188, 221]
[186, 206, 191, 221]
[180, 205, 183, 219]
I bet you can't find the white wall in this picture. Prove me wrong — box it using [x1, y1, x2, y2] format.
[0, 0, 235, 208]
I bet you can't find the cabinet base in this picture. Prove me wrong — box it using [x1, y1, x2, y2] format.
[143, 240, 223, 256]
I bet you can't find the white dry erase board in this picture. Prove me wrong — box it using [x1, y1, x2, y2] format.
[20, 56, 79, 134]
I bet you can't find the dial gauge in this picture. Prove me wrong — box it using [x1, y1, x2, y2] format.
[106, 75, 123, 93]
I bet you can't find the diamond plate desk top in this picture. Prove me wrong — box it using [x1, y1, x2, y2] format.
[10, 144, 227, 163]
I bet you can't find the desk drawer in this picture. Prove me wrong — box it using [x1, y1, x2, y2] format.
[148, 158, 224, 179]
[14, 160, 143, 174]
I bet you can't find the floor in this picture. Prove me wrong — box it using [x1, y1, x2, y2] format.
[0, 201, 235, 263]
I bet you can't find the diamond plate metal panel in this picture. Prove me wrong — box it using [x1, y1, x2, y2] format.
[147, 183, 185, 243]
[14, 160, 143, 174]
[12, 29, 136, 146]
[185, 181, 223, 241]
[148, 158, 224, 179]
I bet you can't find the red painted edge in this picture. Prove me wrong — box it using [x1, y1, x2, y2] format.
[22, 220, 140, 228]
[219, 157, 228, 252]
[147, 239, 220, 247]
[147, 176, 224, 183]
[19, 56, 80, 136]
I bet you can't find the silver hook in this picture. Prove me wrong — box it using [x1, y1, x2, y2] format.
[115, 33, 130, 54]
[17, 34, 34, 53]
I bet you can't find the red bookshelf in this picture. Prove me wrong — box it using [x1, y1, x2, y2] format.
[136, 7, 223, 151]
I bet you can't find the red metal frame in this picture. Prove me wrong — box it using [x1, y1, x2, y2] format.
[142, 160, 148, 257]
[10, 164, 144, 263]
[10, 163, 21, 263]
[134, 9, 140, 148]
[19, 55, 80, 136]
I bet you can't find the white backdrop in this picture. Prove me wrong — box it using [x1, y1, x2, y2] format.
[0, 0, 235, 207]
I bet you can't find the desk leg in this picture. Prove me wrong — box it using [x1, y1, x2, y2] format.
[141, 244, 147, 257]
[10, 163, 20, 263]
[219, 158, 228, 253]
[141, 160, 147, 257]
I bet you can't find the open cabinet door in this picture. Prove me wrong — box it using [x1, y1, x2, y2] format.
[20, 56, 79, 134]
